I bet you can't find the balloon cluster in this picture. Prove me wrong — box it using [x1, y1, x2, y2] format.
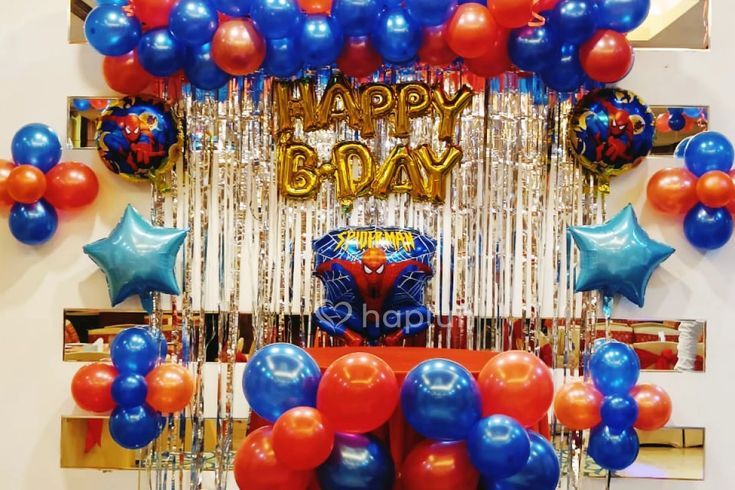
[554, 341, 672, 472]
[84, 0, 648, 93]
[237, 345, 560, 489]
[648, 131, 735, 250]
[70, 327, 194, 449]
[655, 107, 706, 134]
[0, 124, 99, 245]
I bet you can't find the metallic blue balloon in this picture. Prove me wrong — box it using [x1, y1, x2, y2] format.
[588, 425, 639, 471]
[493, 432, 560, 490]
[99, 0, 129, 4]
[11, 123, 62, 172]
[467, 416, 531, 480]
[684, 204, 734, 250]
[213, 0, 251, 16]
[138, 28, 186, 77]
[317, 433, 395, 490]
[299, 15, 345, 67]
[109, 404, 163, 449]
[600, 394, 638, 431]
[73, 98, 92, 111]
[589, 341, 640, 396]
[85, 5, 142, 56]
[684, 131, 735, 176]
[541, 44, 585, 92]
[251, 0, 303, 39]
[112, 374, 148, 408]
[674, 136, 691, 159]
[333, 0, 382, 36]
[550, 0, 597, 44]
[242, 343, 321, 422]
[110, 326, 160, 375]
[406, 0, 457, 27]
[683, 107, 702, 118]
[8, 200, 58, 246]
[170, 0, 219, 46]
[597, 0, 650, 33]
[83, 205, 188, 313]
[401, 359, 481, 440]
[185, 43, 232, 90]
[262, 37, 303, 78]
[373, 8, 422, 65]
[568, 204, 674, 307]
[508, 25, 558, 73]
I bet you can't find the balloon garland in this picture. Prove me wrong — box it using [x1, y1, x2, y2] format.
[0, 124, 99, 245]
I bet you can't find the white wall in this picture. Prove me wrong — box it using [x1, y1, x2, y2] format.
[0, 1, 729, 489]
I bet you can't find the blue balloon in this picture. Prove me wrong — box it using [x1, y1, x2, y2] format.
[683, 107, 702, 118]
[242, 343, 321, 422]
[110, 326, 160, 375]
[406, 0, 457, 27]
[333, 0, 382, 36]
[597, 0, 650, 33]
[85, 5, 141, 56]
[73, 98, 92, 111]
[317, 433, 395, 490]
[684, 131, 735, 176]
[668, 109, 686, 131]
[170, 0, 219, 46]
[468, 416, 531, 480]
[373, 8, 422, 65]
[493, 432, 560, 490]
[541, 44, 585, 92]
[213, 0, 251, 16]
[109, 405, 163, 449]
[185, 43, 232, 90]
[263, 37, 303, 78]
[600, 394, 638, 431]
[8, 200, 58, 245]
[99, 0, 129, 4]
[674, 136, 691, 159]
[11, 123, 62, 172]
[550, 0, 597, 44]
[112, 374, 148, 408]
[684, 204, 734, 250]
[588, 341, 640, 396]
[508, 25, 558, 73]
[299, 15, 345, 67]
[250, 0, 303, 39]
[400, 359, 481, 440]
[138, 28, 186, 77]
[588, 425, 639, 471]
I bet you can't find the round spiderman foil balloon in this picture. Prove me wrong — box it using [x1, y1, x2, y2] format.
[313, 227, 436, 347]
[96, 96, 182, 183]
[569, 88, 655, 184]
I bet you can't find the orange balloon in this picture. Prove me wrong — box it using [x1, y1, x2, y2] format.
[7, 165, 46, 204]
[647, 167, 698, 215]
[464, 29, 511, 78]
[446, 4, 499, 59]
[44, 162, 99, 210]
[211, 19, 266, 76]
[145, 364, 195, 413]
[272, 407, 334, 470]
[297, 0, 332, 14]
[630, 384, 672, 431]
[0, 160, 16, 207]
[316, 353, 399, 434]
[234, 426, 312, 490]
[478, 351, 554, 427]
[71, 363, 118, 413]
[553, 381, 603, 430]
[727, 170, 735, 215]
[579, 29, 633, 83]
[696, 170, 735, 208]
[103, 52, 155, 95]
[490, 0, 535, 29]
[655, 112, 671, 134]
[402, 440, 480, 490]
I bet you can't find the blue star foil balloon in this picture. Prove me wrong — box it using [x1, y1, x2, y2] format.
[568, 204, 674, 312]
[83, 205, 188, 313]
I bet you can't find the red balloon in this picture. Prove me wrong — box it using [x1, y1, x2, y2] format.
[44, 162, 99, 210]
[655, 112, 671, 134]
[402, 440, 480, 490]
[297, 0, 332, 14]
[534, 0, 560, 10]
[337, 37, 382, 78]
[90, 99, 110, 110]
[630, 384, 672, 431]
[580, 29, 634, 83]
[273, 407, 334, 470]
[233, 426, 312, 490]
[146, 363, 195, 413]
[7, 165, 46, 204]
[131, 0, 178, 29]
[727, 170, 735, 215]
[418, 26, 457, 67]
[103, 52, 155, 95]
[490, 0, 535, 29]
[211, 19, 266, 76]
[464, 29, 511, 78]
[696, 170, 735, 208]
[71, 363, 118, 413]
[316, 353, 399, 434]
[0, 159, 16, 207]
[553, 381, 602, 430]
[446, 4, 499, 59]
[647, 167, 698, 215]
[478, 351, 554, 427]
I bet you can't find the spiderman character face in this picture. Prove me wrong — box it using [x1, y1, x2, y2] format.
[120, 115, 142, 143]
[609, 109, 633, 138]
